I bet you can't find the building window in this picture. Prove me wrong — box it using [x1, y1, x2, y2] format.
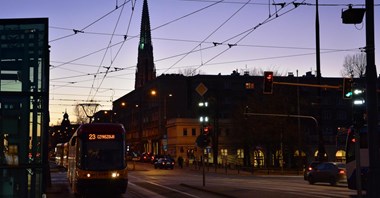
[221, 149, 228, 156]
[253, 150, 265, 168]
[336, 150, 346, 163]
[245, 82, 254, 89]
[191, 128, 196, 136]
[237, 149, 244, 158]
[183, 128, 188, 136]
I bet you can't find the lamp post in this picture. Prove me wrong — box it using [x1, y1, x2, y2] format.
[150, 89, 172, 155]
[162, 93, 172, 155]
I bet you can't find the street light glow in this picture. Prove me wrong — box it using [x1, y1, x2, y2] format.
[150, 90, 157, 96]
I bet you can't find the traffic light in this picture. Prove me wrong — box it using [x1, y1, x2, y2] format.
[352, 84, 366, 128]
[198, 101, 209, 123]
[343, 78, 353, 99]
[203, 126, 209, 135]
[263, 71, 274, 94]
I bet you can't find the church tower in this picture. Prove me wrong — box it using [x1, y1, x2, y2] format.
[135, 0, 156, 89]
[59, 110, 71, 143]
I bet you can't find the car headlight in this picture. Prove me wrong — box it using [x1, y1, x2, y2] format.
[112, 172, 120, 178]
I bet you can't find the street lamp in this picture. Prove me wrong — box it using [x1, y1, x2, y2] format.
[150, 89, 173, 154]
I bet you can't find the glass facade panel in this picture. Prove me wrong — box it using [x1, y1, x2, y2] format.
[1, 18, 49, 198]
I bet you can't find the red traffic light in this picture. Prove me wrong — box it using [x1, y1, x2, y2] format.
[263, 71, 274, 94]
[203, 126, 209, 135]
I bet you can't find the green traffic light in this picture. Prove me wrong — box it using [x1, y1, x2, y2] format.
[345, 92, 353, 97]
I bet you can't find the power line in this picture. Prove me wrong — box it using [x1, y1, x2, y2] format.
[162, 0, 252, 73]
[49, 1, 131, 43]
[50, 45, 359, 82]
[193, 0, 307, 71]
[88, 0, 130, 101]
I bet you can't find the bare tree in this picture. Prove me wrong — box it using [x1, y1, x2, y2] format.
[341, 53, 366, 78]
[73, 104, 88, 124]
[178, 68, 202, 76]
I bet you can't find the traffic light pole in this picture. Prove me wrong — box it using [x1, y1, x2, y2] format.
[273, 82, 340, 89]
[244, 113, 318, 129]
[365, 1, 379, 197]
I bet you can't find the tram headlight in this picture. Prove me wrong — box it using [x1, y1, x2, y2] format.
[111, 172, 120, 178]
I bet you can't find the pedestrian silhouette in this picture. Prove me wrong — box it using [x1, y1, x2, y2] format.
[178, 156, 184, 168]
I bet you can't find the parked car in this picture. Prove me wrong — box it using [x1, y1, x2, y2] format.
[140, 152, 153, 163]
[306, 162, 346, 186]
[154, 158, 175, 169]
[303, 161, 321, 180]
[151, 155, 174, 164]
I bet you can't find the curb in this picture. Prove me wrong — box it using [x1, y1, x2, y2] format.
[180, 183, 236, 198]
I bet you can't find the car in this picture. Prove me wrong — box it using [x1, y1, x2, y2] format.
[306, 162, 347, 186]
[303, 161, 321, 180]
[154, 158, 175, 169]
[140, 152, 153, 163]
[151, 155, 174, 164]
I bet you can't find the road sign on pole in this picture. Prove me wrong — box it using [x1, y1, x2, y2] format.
[196, 83, 208, 96]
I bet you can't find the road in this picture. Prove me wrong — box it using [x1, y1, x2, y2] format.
[46, 161, 362, 198]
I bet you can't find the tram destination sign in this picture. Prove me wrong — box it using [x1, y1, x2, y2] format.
[88, 133, 116, 140]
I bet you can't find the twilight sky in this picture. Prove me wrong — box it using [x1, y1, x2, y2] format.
[1, 0, 379, 125]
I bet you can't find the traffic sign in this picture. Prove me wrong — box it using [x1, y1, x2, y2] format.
[196, 83, 208, 96]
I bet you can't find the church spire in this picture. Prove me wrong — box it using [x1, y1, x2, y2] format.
[135, 0, 156, 89]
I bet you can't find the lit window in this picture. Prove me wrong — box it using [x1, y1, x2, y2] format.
[245, 82, 254, 89]
[221, 149, 228, 156]
[237, 149, 244, 158]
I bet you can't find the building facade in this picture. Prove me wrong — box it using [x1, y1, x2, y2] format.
[112, 0, 372, 169]
[113, 71, 361, 169]
[0, 18, 50, 197]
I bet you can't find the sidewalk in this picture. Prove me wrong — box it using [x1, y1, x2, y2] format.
[44, 161, 73, 198]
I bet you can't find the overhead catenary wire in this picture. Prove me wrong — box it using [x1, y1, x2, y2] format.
[87, 0, 130, 101]
[50, 46, 359, 82]
[162, 0, 252, 74]
[194, 0, 305, 71]
[49, 0, 131, 43]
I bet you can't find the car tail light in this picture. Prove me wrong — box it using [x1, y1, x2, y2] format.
[339, 169, 345, 174]
[308, 167, 312, 171]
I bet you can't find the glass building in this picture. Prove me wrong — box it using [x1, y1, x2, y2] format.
[0, 18, 49, 197]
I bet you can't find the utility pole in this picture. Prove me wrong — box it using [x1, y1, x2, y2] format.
[315, 0, 327, 162]
[365, 0, 380, 197]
